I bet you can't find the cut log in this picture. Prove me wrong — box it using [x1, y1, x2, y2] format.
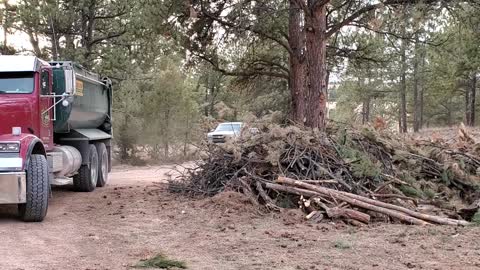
[302, 179, 338, 184]
[306, 211, 318, 219]
[266, 182, 429, 225]
[276, 177, 470, 226]
[326, 207, 371, 224]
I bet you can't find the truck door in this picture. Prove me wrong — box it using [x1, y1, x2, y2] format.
[39, 69, 54, 151]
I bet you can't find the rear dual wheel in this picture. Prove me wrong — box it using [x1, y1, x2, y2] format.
[73, 143, 109, 192]
[95, 142, 109, 187]
[73, 144, 98, 192]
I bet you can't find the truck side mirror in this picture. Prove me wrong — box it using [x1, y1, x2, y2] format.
[64, 69, 75, 95]
[40, 70, 50, 95]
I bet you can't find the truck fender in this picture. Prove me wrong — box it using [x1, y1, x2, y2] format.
[21, 136, 46, 170]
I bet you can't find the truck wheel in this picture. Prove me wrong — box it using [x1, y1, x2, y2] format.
[73, 144, 98, 192]
[19, 154, 49, 222]
[107, 146, 112, 173]
[95, 142, 109, 187]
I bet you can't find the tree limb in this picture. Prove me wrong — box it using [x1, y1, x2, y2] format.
[195, 52, 289, 80]
[200, 0, 292, 54]
[89, 30, 127, 46]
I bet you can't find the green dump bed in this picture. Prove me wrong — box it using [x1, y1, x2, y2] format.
[50, 62, 112, 133]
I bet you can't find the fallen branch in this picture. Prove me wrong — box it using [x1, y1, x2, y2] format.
[277, 176, 469, 226]
[325, 207, 371, 224]
[302, 179, 338, 184]
[267, 182, 429, 225]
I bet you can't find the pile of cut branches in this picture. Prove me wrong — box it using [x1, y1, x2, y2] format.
[169, 123, 480, 225]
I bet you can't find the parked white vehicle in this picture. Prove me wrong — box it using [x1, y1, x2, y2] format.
[207, 122, 243, 143]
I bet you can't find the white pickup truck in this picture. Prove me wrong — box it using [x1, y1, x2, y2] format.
[207, 122, 243, 143]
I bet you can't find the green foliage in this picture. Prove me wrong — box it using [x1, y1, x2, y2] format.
[333, 240, 352, 250]
[441, 170, 453, 186]
[6, 0, 480, 163]
[423, 188, 436, 200]
[134, 254, 187, 269]
[399, 185, 424, 198]
[332, 3, 480, 129]
[112, 55, 202, 161]
[338, 137, 382, 179]
[471, 211, 480, 226]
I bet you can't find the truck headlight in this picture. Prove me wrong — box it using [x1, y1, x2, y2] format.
[0, 142, 20, 152]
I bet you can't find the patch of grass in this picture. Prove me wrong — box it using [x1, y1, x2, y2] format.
[441, 170, 452, 185]
[134, 254, 187, 269]
[423, 188, 436, 199]
[346, 227, 357, 235]
[333, 240, 351, 250]
[399, 185, 424, 198]
[471, 210, 480, 226]
[396, 230, 407, 238]
[427, 227, 439, 236]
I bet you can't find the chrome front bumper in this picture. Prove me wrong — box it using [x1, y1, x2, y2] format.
[0, 172, 26, 204]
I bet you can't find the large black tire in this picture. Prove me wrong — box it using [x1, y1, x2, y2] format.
[95, 142, 109, 187]
[73, 144, 98, 192]
[19, 154, 49, 222]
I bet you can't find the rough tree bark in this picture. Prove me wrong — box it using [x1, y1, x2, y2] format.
[362, 72, 372, 125]
[413, 42, 420, 132]
[288, 0, 307, 124]
[419, 54, 425, 129]
[399, 37, 408, 133]
[362, 96, 371, 124]
[304, 1, 328, 129]
[472, 74, 477, 125]
[50, 31, 60, 61]
[466, 73, 477, 126]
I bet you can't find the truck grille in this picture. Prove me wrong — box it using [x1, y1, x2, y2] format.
[212, 135, 226, 143]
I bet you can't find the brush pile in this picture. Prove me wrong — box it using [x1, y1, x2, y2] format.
[169, 122, 480, 225]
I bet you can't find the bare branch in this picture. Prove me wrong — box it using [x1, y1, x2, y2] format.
[326, 3, 383, 38]
[89, 30, 127, 46]
[326, 0, 439, 38]
[94, 11, 127, 20]
[199, 0, 292, 54]
[194, 52, 289, 80]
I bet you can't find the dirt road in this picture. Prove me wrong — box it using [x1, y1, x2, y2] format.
[1, 165, 480, 270]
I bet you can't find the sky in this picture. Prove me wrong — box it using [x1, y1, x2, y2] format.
[1, 28, 35, 53]
[1, 0, 36, 53]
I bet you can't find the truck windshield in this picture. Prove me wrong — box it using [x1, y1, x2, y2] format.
[215, 123, 242, 132]
[0, 72, 34, 94]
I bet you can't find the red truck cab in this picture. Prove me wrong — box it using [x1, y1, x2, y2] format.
[0, 56, 112, 222]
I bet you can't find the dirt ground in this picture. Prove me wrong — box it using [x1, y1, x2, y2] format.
[1, 165, 480, 270]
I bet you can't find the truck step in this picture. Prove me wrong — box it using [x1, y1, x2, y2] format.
[51, 177, 72, 186]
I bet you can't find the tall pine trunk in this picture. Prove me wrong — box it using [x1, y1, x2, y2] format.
[466, 73, 477, 126]
[288, 0, 306, 124]
[419, 52, 425, 129]
[399, 37, 408, 133]
[413, 42, 420, 132]
[163, 109, 170, 158]
[304, 2, 328, 129]
[362, 97, 371, 124]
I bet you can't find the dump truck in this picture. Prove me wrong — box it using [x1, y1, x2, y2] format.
[0, 55, 112, 222]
